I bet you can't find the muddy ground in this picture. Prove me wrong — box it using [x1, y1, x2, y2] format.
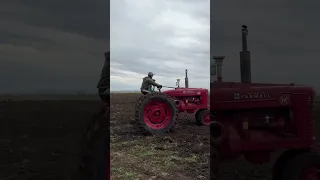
[109, 93, 274, 180]
[0, 93, 319, 180]
[110, 93, 209, 180]
[0, 99, 101, 180]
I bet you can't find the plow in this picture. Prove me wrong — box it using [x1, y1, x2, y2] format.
[210, 25, 320, 180]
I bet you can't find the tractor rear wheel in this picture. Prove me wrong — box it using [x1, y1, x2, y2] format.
[79, 104, 109, 179]
[280, 151, 320, 180]
[195, 109, 210, 126]
[135, 92, 178, 135]
[98, 88, 109, 103]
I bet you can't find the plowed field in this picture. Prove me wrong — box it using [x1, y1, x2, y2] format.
[1, 93, 319, 180]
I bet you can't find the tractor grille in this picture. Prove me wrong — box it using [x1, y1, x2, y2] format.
[308, 96, 316, 141]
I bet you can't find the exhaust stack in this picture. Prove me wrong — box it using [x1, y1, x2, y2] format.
[185, 69, 189, 88]
[212, 56, 225, 82]
[176, 79, 180, 88]
[240, 25, 251, 83]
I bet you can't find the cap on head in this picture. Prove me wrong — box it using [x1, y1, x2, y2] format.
[148, 72, 154, 78]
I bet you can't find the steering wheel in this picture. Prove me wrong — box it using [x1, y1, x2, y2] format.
[150, 85, 161, 92]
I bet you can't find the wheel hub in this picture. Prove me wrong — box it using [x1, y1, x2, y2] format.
[143, 99, 173, 130]
[203, 113, 210, 125]
[153, 109, 161, 117]
[147, 106, 166, 123]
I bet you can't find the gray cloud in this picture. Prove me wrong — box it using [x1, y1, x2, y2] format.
[211, 0, 320, 91]
[3, 0, 319, 93]
[0, 0, 109, 93]
[110, 0, 210, 91]
[1, 0, 210, 93]
[2, 0, 109, 41]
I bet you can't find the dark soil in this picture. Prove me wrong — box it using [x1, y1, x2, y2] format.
[0, 93, 209, 180]
[110, 93, 210, 180]
[0, 100, 100, 180]
[1, 94, 319, 180]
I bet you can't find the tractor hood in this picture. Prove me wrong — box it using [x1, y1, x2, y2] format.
[162, 88, 208, 96]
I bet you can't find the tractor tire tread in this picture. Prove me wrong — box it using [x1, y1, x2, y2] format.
[79, 103, 109, 177]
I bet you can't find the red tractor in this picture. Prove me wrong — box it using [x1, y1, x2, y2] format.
[135, 70, 210, 135]
[210, 25, 320, 180]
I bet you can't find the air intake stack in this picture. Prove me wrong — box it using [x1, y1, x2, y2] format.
[240, 25, 251, 83]
[185, 69, 189, 88]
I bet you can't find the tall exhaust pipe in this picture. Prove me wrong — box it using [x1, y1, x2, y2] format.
[240, 25, 251, 83]
[185, 69, 189, 88]
[212, 56, 225, 82]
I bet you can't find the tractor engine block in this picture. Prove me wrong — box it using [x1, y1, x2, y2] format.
[163, 88, 209, 114]
[232, 108, 296, 141]
[174, 96, 203, 113]
[211, 86, 316, 164]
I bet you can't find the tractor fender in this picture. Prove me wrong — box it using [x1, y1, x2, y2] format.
[195, 108, 211, 117]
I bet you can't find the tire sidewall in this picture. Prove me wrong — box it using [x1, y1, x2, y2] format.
[196, 109, 210, 126]
[80, 105, 109, 179]
[282, 152, 320, 180]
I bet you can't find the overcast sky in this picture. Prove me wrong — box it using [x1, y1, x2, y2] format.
[110, 0, 210, 91]
[2, 0, 319, 93]
[211, 0, 320, 91]
[0, 0, 109, 93]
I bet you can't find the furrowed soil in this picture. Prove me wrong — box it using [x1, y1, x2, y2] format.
[110, 93, 209, 180]
[0, 93, 319, 180]
[0, 99, 101, 180]
[0, 93, 209, 180]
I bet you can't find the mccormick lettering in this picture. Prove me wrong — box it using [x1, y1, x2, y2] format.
[233, 92, 271, 100]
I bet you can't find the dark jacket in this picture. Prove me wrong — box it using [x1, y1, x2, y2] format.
[97, 51, 110, 89]
[140, 76, 160, 91]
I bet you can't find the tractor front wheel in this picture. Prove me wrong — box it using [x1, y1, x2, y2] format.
[195, 109, 210, 126]
[135, 92, 177, 135]
[272, 149, 307, 180]
[280, 151, 320, 180]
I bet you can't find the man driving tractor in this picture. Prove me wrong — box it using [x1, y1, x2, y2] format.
[140, 72, 162, 94]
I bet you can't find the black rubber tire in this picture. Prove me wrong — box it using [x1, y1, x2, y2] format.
[272, 149, 307, 180]
[135, 95, 144, 106]
[79, 104, 110, 180]
[195, 109, 210, 126]
[135, 92, 177, 135]
[281, 151, 320, 180]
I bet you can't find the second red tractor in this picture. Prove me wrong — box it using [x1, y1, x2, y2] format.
[210, 25, 320, 180]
